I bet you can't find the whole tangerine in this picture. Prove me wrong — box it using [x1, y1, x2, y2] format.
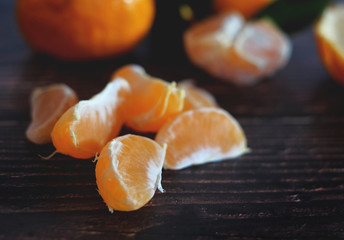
[17, 0, 155, 60]
[214, 0, 275, 18]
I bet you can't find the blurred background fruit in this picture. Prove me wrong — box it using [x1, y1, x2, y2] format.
[214, 0, 275, 18]
[17, 0, 155, 60]
[183, 12, 291, 85]
[26, 84, 78, 145]
[315, 3, 344, 85]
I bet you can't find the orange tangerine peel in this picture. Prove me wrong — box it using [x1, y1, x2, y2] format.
[214, 0, 275, 18]
[17, 0, 155, 60]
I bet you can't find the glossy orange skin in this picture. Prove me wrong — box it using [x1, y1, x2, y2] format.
[214, 0, 274, 18]
[17, 0, 155, 60]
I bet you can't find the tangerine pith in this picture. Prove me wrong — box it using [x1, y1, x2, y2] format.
[51, 77, 130, 159]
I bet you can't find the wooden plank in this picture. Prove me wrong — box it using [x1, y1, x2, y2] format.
[1, 0, 344, 238]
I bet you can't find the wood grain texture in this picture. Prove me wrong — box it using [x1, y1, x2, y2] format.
[1, 0, 344, 239]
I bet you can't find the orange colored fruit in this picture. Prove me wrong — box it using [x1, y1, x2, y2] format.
[26, 84, 78, 145]
[183, 12, 291, 85]
[178, 80, 218, 111]
[315, 3, 344, 85]
[214, 0, 275, 18]
[113, 65, 185, 132]
[16, 0, 155, 60]
[155, 107, 248, 170]
[95, 134, 166, 212]
[51, 77, 130, 159]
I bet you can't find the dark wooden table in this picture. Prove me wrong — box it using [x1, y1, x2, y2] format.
[1, 1, 344, 239]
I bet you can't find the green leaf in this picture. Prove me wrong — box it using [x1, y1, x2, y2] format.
[253, 0, 333, 34]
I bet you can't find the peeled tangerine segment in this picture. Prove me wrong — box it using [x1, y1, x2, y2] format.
[315, 3, 344, 85]
[26, 83, 78, 144]
[178, 80, 218, 111]
[183, 12, 291, 85]
[51, 78, 130, 159]
[113, 64, 185, 132]
[95, 134, 166, 212]
[155, 107, 248, 170]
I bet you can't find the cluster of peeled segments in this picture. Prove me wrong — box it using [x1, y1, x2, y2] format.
[184, 12, 291, 85]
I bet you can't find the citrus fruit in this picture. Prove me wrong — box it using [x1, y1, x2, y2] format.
[95, 134, 166, 212]
[155, 107, 248, 170]
[113, 65, 185, 132]
[16, 0, 155, 60]
[178, 80, 218, 111]
[214, 0, 275, 18]
[314, 3, 344, 85]
[51, 77, 130, 159]
[183, 12, 291, 85]
[26, 84, 78, 144]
